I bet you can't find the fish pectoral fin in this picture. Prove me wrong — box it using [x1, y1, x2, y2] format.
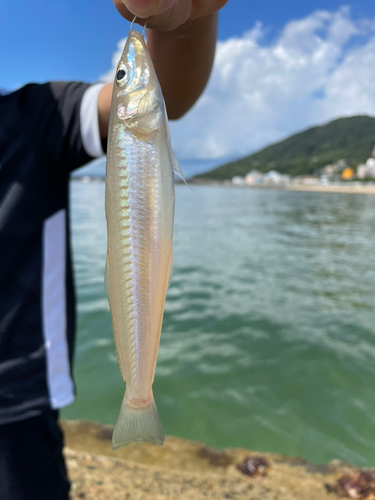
[138, 91, 155, 116]
[167, 142, 190, 189]
[135, 92, 159, 138]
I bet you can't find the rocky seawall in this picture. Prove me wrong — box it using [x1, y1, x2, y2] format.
[61, 420, 374, 500]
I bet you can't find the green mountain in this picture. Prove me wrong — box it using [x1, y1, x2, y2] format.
[196, 116, 375, 180]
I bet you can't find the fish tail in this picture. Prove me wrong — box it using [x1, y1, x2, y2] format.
[112, 393, 164, 450]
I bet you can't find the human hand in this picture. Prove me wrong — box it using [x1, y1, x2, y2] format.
[113, 0, 229, 31]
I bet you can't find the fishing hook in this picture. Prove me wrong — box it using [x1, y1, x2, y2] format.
[130, 16, 146, 37]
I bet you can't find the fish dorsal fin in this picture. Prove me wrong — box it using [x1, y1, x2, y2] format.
[162, 100, 171, 142]
[162, 99, 190, 188]
[167, 141, 190, 188]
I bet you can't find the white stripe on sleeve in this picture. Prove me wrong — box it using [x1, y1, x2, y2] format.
[42, 209, 74, 409]
[80, 83, 106, 158]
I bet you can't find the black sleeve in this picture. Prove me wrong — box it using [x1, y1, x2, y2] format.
[21, 81, 95, 174]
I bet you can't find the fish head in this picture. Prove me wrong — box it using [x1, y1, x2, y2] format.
[113, 30, 163, 136]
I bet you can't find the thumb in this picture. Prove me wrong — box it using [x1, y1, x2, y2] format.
[121, 0, 178, 18]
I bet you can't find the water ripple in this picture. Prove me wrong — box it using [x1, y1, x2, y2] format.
[63, 181, 375, 467]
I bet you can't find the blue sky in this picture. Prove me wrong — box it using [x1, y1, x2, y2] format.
[2, 1, 375, 163]
[1, 0, 374, 89]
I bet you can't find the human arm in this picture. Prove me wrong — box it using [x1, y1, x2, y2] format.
[97, 0, 228, 137]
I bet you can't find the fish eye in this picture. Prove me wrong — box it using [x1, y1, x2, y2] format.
[116, 68, 127, 84]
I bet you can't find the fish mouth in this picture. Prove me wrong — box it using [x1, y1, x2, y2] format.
[125, 30, 148, 62]
[128, 30, 147, 47]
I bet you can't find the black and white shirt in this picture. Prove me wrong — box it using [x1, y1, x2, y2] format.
[0, 81, 105, 424]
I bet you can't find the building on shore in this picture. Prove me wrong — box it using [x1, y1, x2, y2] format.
[357, 158, 375, 179]
[232, 175, 246, 186]
[341, 167, 355, 180]
[245, 170, 263, 185]
[292, 175, 319, 185]
[232, 170, 291, 187]
[320, 159, 349, 182]
[263, 170, 290, 186]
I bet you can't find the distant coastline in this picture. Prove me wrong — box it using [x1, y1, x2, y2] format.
[187, 178, 375, 194]
[71, 176, 375, 194]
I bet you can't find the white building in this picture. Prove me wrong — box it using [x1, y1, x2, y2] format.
[232, 176, 246, 186]
[263, 170, 290, 186]
[322, 164, 335, 176]
[292, 175, 319, 185]
[245, 170, 263, 185]
[357, 158, 375, 179]
[334, 159, 347, 171]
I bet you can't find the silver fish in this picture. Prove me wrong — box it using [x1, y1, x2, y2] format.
[105, 29, 184, 450]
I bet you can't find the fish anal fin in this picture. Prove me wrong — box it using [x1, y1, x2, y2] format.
[168, 252, 173, 288]
[104, 253, 126, 383]
[104, 254, 110, 299]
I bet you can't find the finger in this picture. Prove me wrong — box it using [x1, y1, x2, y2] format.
[121, 0, 178, 18]
[190, 0, 229, 20]
[113, 0, 190, 31]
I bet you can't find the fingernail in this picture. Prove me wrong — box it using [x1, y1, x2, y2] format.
[122, 0, 177, 18]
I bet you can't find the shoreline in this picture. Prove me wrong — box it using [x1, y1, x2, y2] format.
[286, 184, 375, 194]
[71, 176, 375, 194]
[187, 179, 375, 194]
[61, 419, 372, 500]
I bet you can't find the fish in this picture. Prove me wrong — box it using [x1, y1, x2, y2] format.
[105, 28, 185, 450]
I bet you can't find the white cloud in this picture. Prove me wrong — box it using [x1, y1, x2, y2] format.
[102, 7, 375, 161]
